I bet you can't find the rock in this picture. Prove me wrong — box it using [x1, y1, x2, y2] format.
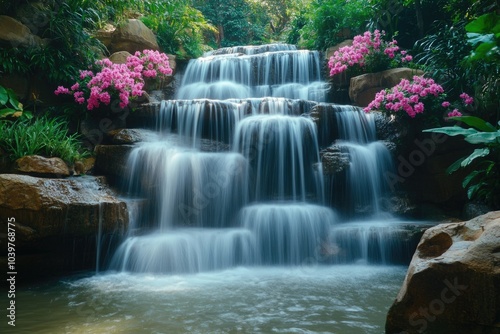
[463, 201, 494, 221]
[109, 19, 159, 54]
[110, 128, 158, 144]
[380, 193, 419, 217]
[95, 23, 116, 49]
[325, 40, 353, 60]
[94, 144, 134, 182]
[0, 174, 128, 245]
[15, 155, 70, 177]
[0, 15, 43, 48]
[73, 157, 95, 175]
[386, 211, 500, 333]
[109, 50, 133, 64]
[349, 68, 424, 107]
[320, 145, 350, 174]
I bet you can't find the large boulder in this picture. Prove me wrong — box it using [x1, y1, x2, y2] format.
[0, 174, 128, 244]
[386, 211, 500, 333]
[108, 19, 159, 54]
[0, 15, 44, 48]
[0, 174, 129, 281]
[349, 68, 424, 107]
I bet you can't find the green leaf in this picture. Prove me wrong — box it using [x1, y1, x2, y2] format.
[423, 126, 478, 137]
[0, 108, 20, 118]
[461, 148, 490, 167]
[462, 170, 481, 188]
[465, 131, 500, 144]
[448, 116, 497, 132]
[447, 157, 465, 174]
[0, 86, 8, 105]
[465, 13, 500, 34]
[467, 183, 482, 199]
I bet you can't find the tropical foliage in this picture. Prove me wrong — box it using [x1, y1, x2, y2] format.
[424, 116, 500, 208]
[0, 117, 89, 164]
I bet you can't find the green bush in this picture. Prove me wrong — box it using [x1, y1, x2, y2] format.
[0, 117, 89, 164]
[291, 0, 372, 50]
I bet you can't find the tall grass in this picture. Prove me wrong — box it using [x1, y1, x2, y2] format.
[0, 117, 90, 164]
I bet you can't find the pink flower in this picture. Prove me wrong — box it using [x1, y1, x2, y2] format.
[447, 109, 462, 117]
[460, 93, 474, 105]
[54, 86, 70, 95]
[442, 101, 451, 108]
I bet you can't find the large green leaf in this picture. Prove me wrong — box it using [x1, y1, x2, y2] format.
[466, 13, 500, 34]
[461, 148, 490, 168]
[465, 131, 500, 144]
[423, 126, 478, 137]
[0, 86, 8, 105]
[448, 116, 497, 132]
[0, 108, 21, 118]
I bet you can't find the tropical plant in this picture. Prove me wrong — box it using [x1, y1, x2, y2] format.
[0, 85, 25, 119]
[423, 116, 500, 208]
[294, 0, 373, 50]
[413, 21, 472, 99]
[464, 12, 500, 118]
[141, 0, 216, 58]
[0, 117, 89, 163]
[193, 0, 266, 48]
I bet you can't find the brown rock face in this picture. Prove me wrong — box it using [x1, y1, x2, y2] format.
[386, 211, 500, 333]
[0, 15, 43, 48]
[109, 19, 159, 54]
[15, 155, 70, 177]
[349, 68, 424, 107]
[0, 174, 128, 244]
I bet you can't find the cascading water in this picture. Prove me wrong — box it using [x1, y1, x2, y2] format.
[13, 43, 427, 334]
[109, 43, 403, 274]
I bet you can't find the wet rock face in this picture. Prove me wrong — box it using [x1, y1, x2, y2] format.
[320, 145, 350, 174]
[0, 174, 128, 245]
[386, 211, 500, 334]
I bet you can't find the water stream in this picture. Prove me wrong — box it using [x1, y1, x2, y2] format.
[12, 44, 422, 333]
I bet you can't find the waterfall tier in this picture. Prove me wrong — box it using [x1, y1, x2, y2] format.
[126, 143, 249, 229]
[233, 115, 323, 201]
[177, 50, 328, 100]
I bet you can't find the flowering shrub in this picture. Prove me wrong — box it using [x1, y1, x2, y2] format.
[55, 50, 173, 111]
[364, 75, 474, 119]
[126, 50, 173, 80]
[328, 30, 413, 77]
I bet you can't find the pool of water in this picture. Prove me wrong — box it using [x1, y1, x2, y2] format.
[10, 265, 406, 334]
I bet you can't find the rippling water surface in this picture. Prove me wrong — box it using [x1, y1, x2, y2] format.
[12, 265, 406, 334]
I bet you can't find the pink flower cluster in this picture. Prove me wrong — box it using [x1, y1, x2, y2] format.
[55, 50, 173, 111]
[126, 50, 173, 79]
[328, 30, 413, 76]
[364, 75, 474, 119]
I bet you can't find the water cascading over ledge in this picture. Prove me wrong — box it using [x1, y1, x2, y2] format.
[107, 43, 409, 274]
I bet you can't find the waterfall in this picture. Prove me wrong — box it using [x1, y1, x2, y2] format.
[233, 115, 324, 201]
[177, 46, 328, 101]
[109, 43, 400, 275]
